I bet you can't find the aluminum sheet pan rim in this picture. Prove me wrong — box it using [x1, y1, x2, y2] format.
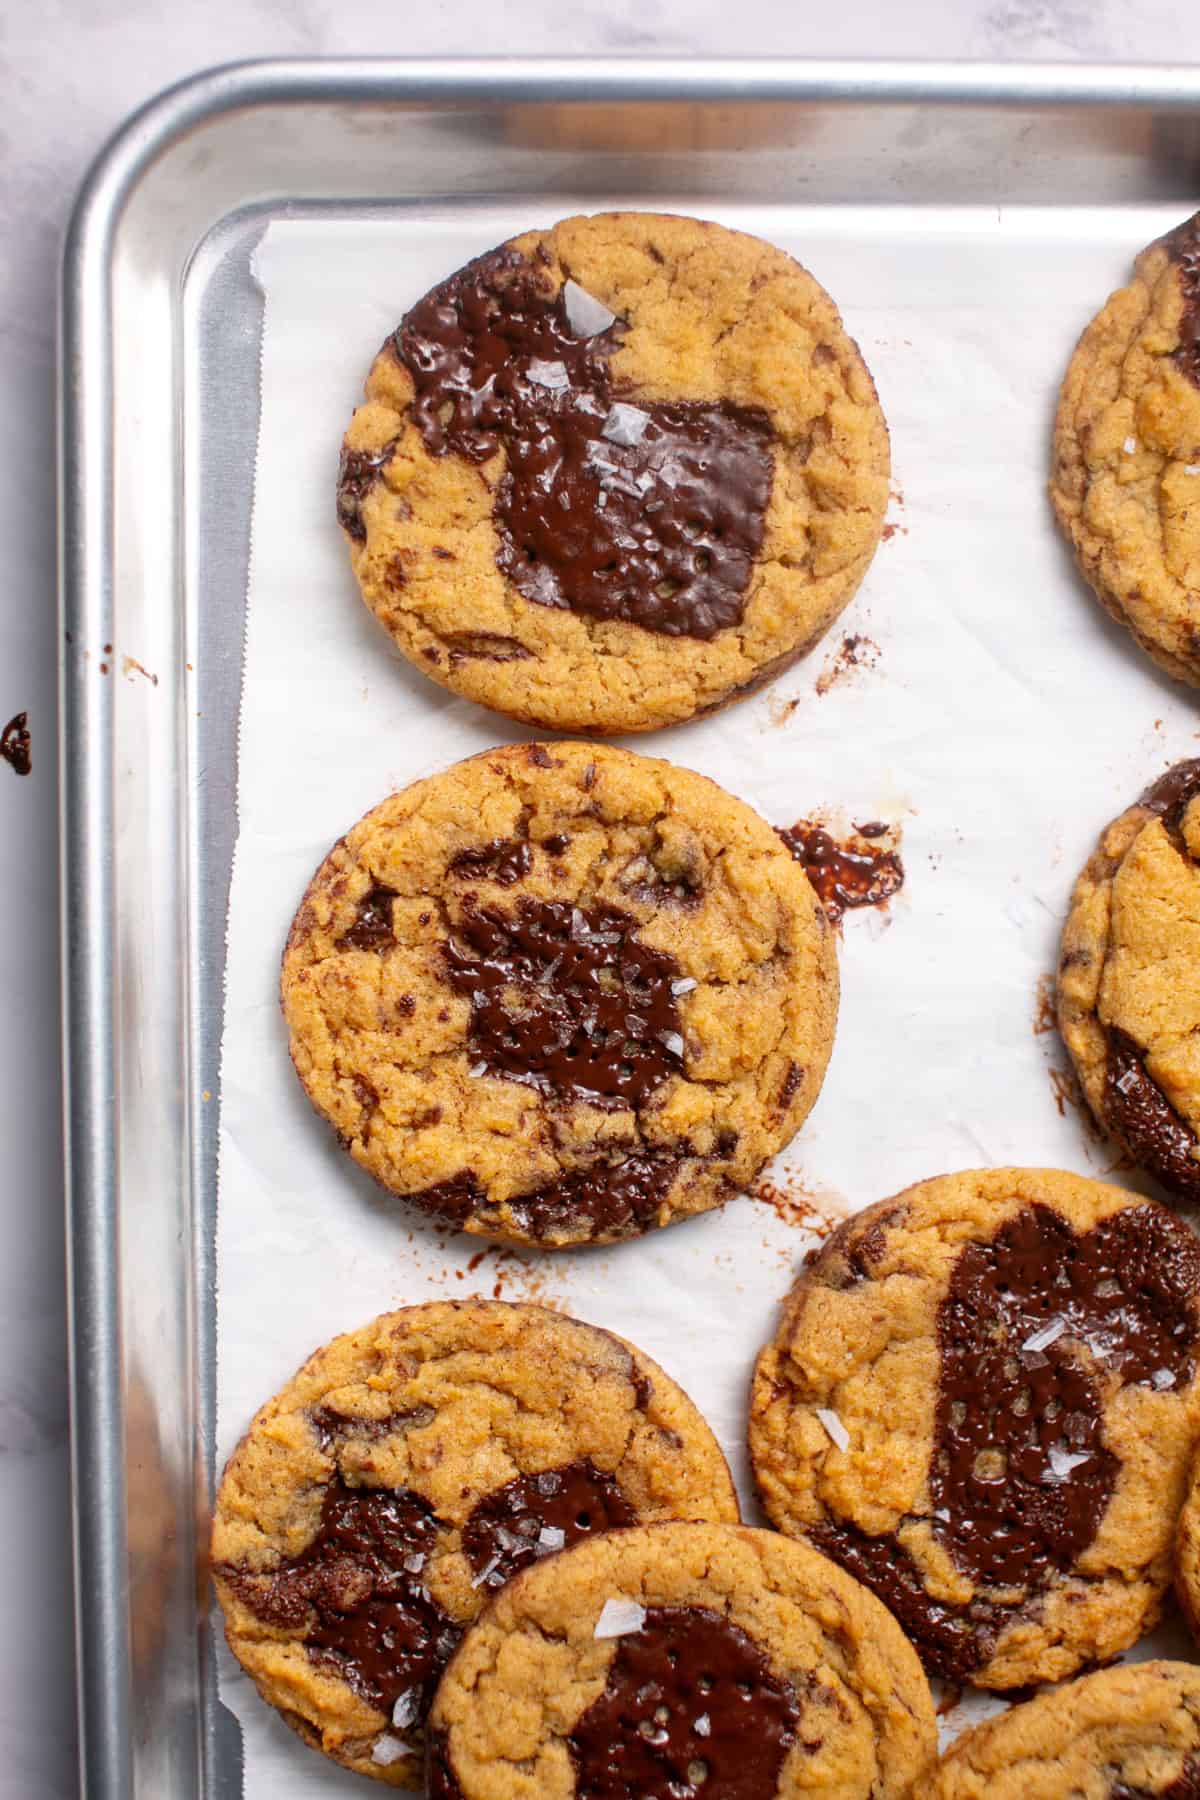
[59, 53, 1200, 1800]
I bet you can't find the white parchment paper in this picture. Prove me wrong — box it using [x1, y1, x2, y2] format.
[217, 204, 1200, 1790]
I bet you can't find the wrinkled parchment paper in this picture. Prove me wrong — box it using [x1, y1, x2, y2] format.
[217, 205, 1200, 1790]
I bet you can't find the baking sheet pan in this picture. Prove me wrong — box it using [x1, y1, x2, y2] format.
[60, 58, 1200, 1798]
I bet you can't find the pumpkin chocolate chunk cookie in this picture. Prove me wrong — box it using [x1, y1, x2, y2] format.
[748, 1168, 1200, 1690]
[926, 1661, 1200, 1798]
[338, 211, 889, 733]
[1057, 760, 1200, 1201]
[211, 1301, 738, 1787]
[281, 741, 837, 1248]
[426, 1521, 935, 1799]
[1051, 211, 1200, 685]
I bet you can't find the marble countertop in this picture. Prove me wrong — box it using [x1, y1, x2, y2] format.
[2, 3, 1192, 1794]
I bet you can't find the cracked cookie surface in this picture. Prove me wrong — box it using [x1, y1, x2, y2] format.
[426, 1521, 935, 1800]
[211, 1300, 738, 1787]
[748, 1168, 1200, 1690]
[281, 740, 838, 1248]
[338, 211, 889, 734]
[927, 1660, 1200, 1797]
[1057, 761, 1200, 1200]
[1051, 211, 1200, 685]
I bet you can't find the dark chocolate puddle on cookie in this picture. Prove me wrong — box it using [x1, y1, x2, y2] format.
[1099, 761, 1200, 1201]
[340, 883, 399, 951]
[1164, 212, 1200, 388]
[461, 1460, 637, 1591]
[444, 896, 684, 1107]
[568, 1605, 801, 1800]
[413, 1149, 685, 1243]
[219, 1478, 459, 1718]
[777, 818, 903, 926]
[808, 1202, 1200, 1682]
[391, 247, 773, 639]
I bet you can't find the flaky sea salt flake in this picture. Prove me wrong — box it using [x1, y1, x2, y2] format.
[694, 1713, 712, 1738]
[1152, 1368, 1177, 1390]
[372, 1735, 406, 1766]
[1023, 1318, 1066, 1354]
[594, 1597, 647, 1638]
[602, 403, 651, 447]
[392, 1690, 421, 1729]
[1123, 436, 1138, 453]
[537, 1526, 566, 1553]
[527, 358, 570, 390]
[816, 1407, 850, 1452]
[670, 977, 698, 995]
[470, 1552, 504, 1589]
[562, 278, 617, 337]
[1047, 1446, 1090, 1482]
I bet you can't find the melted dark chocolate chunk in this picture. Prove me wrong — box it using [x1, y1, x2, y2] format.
[1105, 1029, 1200, 1202]
[1164, 213, 1200, 389]
[426, 1727, 467, 1800]
[807, 1203, 1200, 1680]
[445, 897, 683, 1107]
[221, 1478, 458, 1716]
[394, 248, 773, 640]
[337, 442, 397, 541]
[776, 821, 904, 925]
[932, 1203, 1199, 1590]
[1140, 757, 1200, 828]
[0, 711, 30, 777]
[341, 884, 398, 951]
[308, 1405, 435, 1451]
[448, 838, 533, 886]
[462, 1460, 637, 1591]
[568, 1604, 799, 1800]
[410, 1150, 682, 1241]
[805, 1517, 1002, 1683]
[1112, 1760, 1200, 1800]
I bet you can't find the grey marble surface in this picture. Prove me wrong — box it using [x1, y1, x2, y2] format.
[1, 3, 1195, 1795]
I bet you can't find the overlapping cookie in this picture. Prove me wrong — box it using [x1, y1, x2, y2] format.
[211, 1301, 738, 1786]
[749, 1168, 1200, 1688]
[427, 1521, 935, 1799]
[338, 211, 889, 733]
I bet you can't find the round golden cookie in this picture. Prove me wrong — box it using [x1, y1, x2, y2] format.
[210, 1300, 738, 1788]
[748, 1168, 1200, 1690]
[1057, 760, 1200, 1202]
[337, 210, 890, 734]
[281, 740, 838, 1249]
[926, 1661, 1200, 1798]
[1051, 211, 1200, 685]
[426, 1521, 936, 1800]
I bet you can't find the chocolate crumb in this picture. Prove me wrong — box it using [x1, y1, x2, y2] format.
[0, 712, 31, 777]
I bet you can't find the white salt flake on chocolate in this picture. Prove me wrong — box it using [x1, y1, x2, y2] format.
[402, 1552, 426, 1573]
[468, 1060, 488, 1078]
[1023, 1318, 1066, 1353]
[537, 1525, 566, 1553]
[536, 1471, 562, 1496]
[670, 977, 698, 995]
[594, 1597, 646, 1638]
[1152, 1368, 1177, 1390]
[372, 1735, 406, 1766]
[602, 403, 651, 447]
[694, 1713, 712, 1738]
[816, 1407, 850, 1452]
[1116, 1067, 1141, 1096]
[527, 359, 570, 390]
[392, 1690, 421, 1729]
[470, 1551, 505, 1589]
[660, 1031, 685, 1059]
[1047, 1446, 1091, 1482]
[562, 278, 617, 337]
